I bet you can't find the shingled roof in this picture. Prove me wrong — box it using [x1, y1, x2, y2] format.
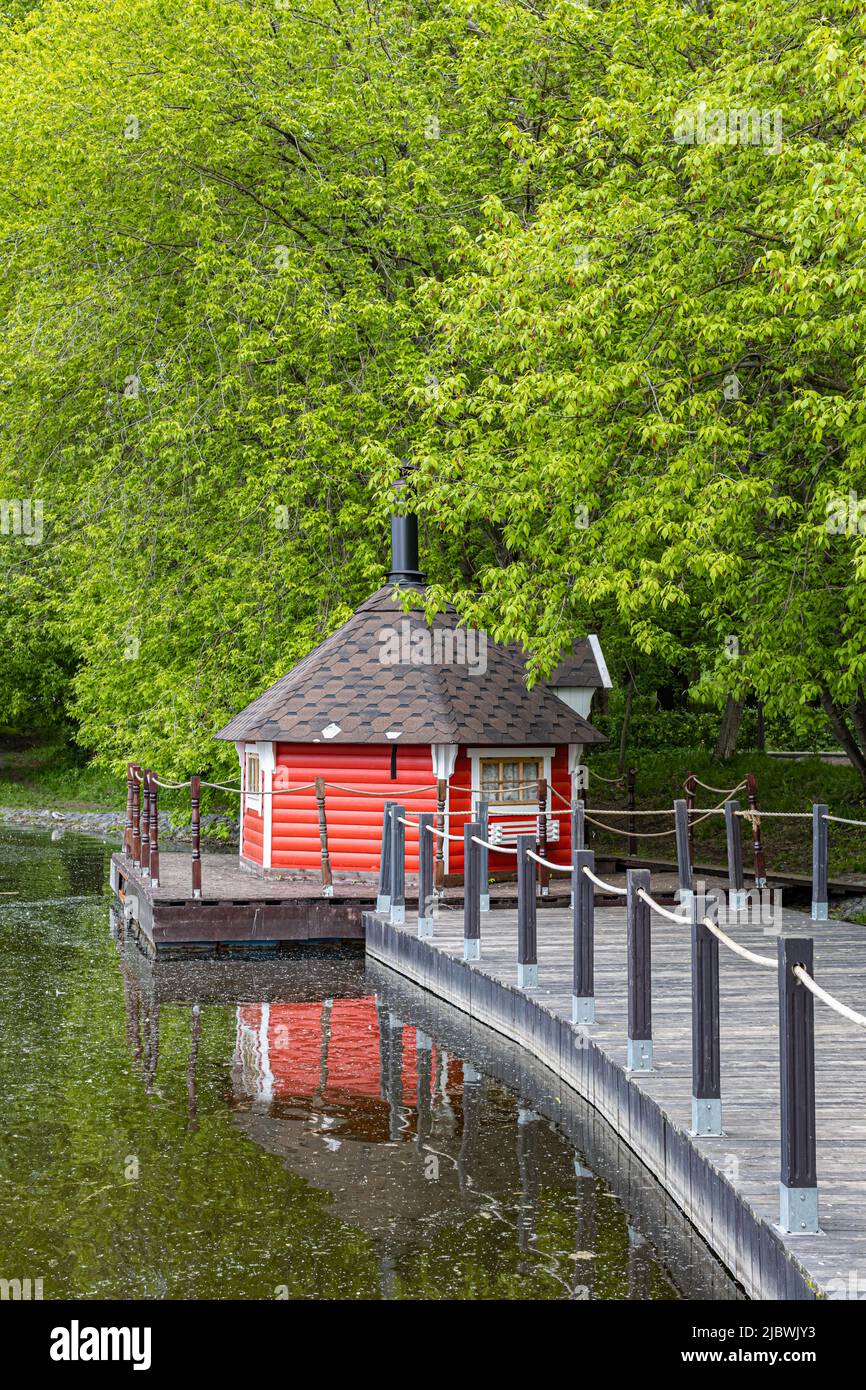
[509, 635, 612, 690]
[216, 587, 606, 747]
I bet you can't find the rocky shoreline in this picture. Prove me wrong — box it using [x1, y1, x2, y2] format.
[0, 805, 240, 847]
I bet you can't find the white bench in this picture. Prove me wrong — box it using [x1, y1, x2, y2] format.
[488, 817, 560, 848]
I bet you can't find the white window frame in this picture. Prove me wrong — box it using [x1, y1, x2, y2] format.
[245, 749, 263, 812]
[467, 746, 554, 816]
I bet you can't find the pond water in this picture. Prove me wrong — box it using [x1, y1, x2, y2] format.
[0, 827, 741, 1300]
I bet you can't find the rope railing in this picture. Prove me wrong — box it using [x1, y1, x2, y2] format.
[636, 886, 690, 926]
[526, 848, 571, 873]
[685, 776, 747, 796]
[425, 822, 465, 843]
[701, 916, 776, 969]
[794, 966, 866, 1030]
[471, 834, 517, 855]
[822, 812, 866, 829]
[584, 813, 677, 839]
[581, 864, 628, 897]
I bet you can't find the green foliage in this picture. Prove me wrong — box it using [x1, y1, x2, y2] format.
[587, 749, 866, 876]
[1, 0, 865, 779]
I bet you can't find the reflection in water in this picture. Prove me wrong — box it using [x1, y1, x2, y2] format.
[0, 827, 742, 1301]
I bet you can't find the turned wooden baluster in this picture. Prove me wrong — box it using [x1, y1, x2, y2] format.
[434, 778, 447, 890]
[149, 772, 160, 888]
[140, 769, 151, 874]
[316, 776, 333, 896]
[124, 763, 135, 855]
[536, 776, 549, 897]
[191, 775, 202, 900]
[131, 765, 142, 865]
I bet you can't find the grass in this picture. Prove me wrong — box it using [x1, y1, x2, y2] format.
[0, 737, 234, 828]
[585, 749, 866, 881]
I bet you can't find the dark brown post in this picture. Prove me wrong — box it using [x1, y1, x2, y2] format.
[690, 891, 721, 1135]
[627, 766, 637, 859]
[685, 770, 696, 867]
[463, 821, 481, 961]
[131, 766, 142, 865]
[191, 775, 202, 900]
[516, 834, 538, 987]
[572, 849, 595, 1023]
[536, 776, 549, 897]
[140, 769, 151, 874]
[315, 776, 333, 896]
[745, 772, 767, 889]
[778, 936, 818, 1232]
[434, 778, 447, 890]
[124, 763, 135, 854]
[417, 811, 434, 936]
[149, 772, 160, 888]
[626, 868, 653, 1071]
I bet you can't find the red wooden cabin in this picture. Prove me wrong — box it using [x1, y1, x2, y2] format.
[216, 514, 609, 880]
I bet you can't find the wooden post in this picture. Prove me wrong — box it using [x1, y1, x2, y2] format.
[536, 776, 549, 897]
[463, 821, 481, 961]
[573, 799, 585, 853]
[745, 771, 767, 889]
[376, 801, 394, 913]
[140, 769, 151, 875]
[516, 834, 537, 987]
[190, 775, 202, 900]
[724, 798, 746, 913]
[477, 799, 490, 912]
[315, 776, 333, 897]
[124, 764, 135, 855]
[417, 811, 434, 937]
[627, 766, 637, 859]
[572, 849, 595, 1023]
[674, 798, 692, 908]
[389, 804, 406, 925]
[131, 765, 142, 865]
[690, 890, 721, 1134]
[685, 770, 696, 866]
[811, 804, 829, 922]
[777, 936, 818, 1233]
[148, 772, 160, 888]
[626, 868, 653, 1071]
[434, 778, 447, 890]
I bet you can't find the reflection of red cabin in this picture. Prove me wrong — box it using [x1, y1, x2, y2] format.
[233, 998, 437, 1108]
[216, 514, 609, 878]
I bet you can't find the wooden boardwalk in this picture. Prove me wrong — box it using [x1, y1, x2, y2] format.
[366, 894, 866, 1300]
[111, 849, 584, 952]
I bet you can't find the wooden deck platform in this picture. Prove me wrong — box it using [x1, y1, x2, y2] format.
[111, 849, 595, 954]
[365, 898, 866, 1300]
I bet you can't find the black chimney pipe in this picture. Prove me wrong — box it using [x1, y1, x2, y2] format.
[388, 481, 425, 587]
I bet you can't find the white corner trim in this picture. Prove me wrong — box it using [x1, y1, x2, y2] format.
[431, 743, 458, 780]
[587, 633, 612, 689]
[255, 742, 275, 869]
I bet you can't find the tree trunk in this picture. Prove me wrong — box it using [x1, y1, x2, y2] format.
[819, 688, 866, 788]
[617, 676, 634, 775]
[714, 695, 744, 761]
[755, 699, 765, 752]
